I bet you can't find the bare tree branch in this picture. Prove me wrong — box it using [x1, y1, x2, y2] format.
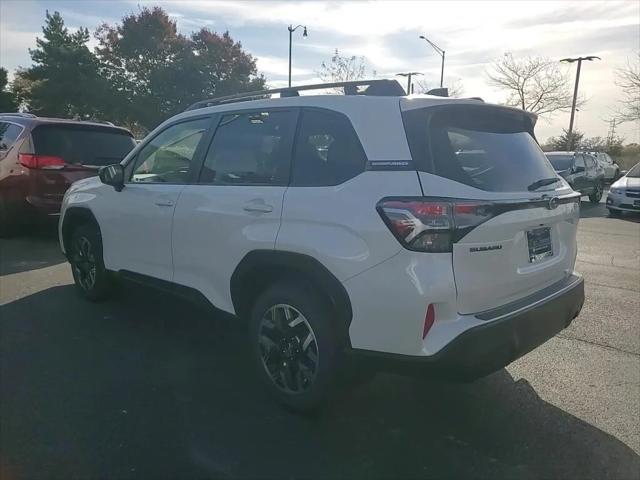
[487, 53, 578, 117]
[614, 52, 640, 124]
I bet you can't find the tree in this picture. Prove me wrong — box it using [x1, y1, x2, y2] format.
[0, 68, 18, 112]
[487, 53, 577, 117]
[18, 11, 109, 118]
[318, 49, 375, 84]
[546, 129, 584, 151]
[614, 52, 639, 123]
[96, 7, 265, 131]
[414, 78, 464, 97]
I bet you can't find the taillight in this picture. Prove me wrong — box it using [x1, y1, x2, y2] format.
[423, 304, 435, 339]
[377, 198, 494, 252]
[19, 153, 66, 170]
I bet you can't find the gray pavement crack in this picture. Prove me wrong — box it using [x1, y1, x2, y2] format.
[556, 333, 640, 358]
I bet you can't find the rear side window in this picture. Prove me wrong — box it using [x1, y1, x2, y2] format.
[32, 125, 135, 166]
[546, 154, 573, 171]
[200, 110, 296, 185]
[574, 155, 585, 169]
[0, 122, 23, 151]
[403, 106, 558, 192]
[291, 109, 367, 186]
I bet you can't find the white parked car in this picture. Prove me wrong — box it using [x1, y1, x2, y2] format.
[591, 152, 620, 182]
[606, 162, 640, 216]
[58, 80, 584, 411]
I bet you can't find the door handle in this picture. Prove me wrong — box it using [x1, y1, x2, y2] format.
[155, 200, 175, 207]
[243, 203, 273, 213]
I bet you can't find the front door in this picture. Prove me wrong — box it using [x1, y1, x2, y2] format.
[100, 117, 211, 281]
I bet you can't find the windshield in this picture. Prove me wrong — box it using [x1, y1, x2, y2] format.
[627, 163, 640, 178]
[403, 106, 558, 192]
[33, 124, 135, 166]
[546, 155, 574, 171]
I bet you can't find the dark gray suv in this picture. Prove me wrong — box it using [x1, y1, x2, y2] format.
[545, 151, 605, 204]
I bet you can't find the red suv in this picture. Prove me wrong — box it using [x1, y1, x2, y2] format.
[0, 113, 136, 236]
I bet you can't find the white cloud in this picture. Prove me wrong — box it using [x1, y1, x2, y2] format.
[256, 55, 314, 77]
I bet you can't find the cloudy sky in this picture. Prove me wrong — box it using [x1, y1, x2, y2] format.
[1, 0, 638, 142]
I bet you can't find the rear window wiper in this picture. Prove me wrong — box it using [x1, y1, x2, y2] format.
[527, 177, 560, 191]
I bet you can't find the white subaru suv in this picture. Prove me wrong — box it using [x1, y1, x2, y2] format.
[59, 80, 584, 411]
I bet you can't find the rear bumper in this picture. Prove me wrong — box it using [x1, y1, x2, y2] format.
[351, 274, 584, 380]
[26, 194, 63, 215]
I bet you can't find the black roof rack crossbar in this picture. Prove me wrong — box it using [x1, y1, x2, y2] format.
[185, 79, 405, 111]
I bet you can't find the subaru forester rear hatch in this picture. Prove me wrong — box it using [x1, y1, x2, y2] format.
[395, 101, 580, 314]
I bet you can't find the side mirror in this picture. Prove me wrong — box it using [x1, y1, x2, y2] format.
[99, 164, 125, 192]
[573, 165, 585, 173]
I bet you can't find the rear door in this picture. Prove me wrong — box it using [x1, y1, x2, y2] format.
[402, 102, 579, 314]
[572, 154, 588, 193]
[172, 109, 298, 312]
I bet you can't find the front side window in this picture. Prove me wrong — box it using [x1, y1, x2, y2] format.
[0, 122, 23, 151]
[403, 106, 559, 192]
[199, 111, 295, 185]
[131, 118, 209, 184]
[291, 109, 367, 186]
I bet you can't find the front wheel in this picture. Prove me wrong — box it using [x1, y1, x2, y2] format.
[249, 281, 342, 412]
[69, 223, 113, 301]
[589, 182, 604, 204]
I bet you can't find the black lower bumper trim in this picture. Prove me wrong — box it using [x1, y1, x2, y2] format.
[351, 275, 585, 381]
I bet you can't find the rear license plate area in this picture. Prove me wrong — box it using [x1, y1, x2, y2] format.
[527, 227, 553, 263]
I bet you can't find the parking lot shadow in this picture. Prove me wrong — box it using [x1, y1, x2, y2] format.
[1, 284, 639, 479]
[0, 226, 65, 276]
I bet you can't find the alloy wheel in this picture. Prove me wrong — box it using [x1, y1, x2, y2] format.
[258, 304, 320, 394]
[72, 236, 97, 291]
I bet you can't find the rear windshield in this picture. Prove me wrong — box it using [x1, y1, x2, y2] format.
[546, 154, 573, 171]
[32, 124, 135, 166]
[402, 106, 558, 192]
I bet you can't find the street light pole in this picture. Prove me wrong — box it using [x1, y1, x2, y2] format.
[396, 72, 422, 95]
[288, 24, 307, 87]
[560, 56, 601, 151]
[419, 35, 445, 88]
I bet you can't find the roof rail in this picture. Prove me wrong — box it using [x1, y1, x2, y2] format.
[185, 79, 406, 112]
[0, 112, 37, 118]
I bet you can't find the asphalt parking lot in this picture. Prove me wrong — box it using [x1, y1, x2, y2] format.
[1, 196, 639, 479]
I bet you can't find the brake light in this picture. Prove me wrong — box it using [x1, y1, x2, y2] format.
[423, 304, 435, 339]
[377, 198, 494, 252]
[19, 153, 66, 170]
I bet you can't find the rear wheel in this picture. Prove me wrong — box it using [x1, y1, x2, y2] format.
[69, 223, 113, 301]
[0, 195, 16, 238]
[249, 280, 342, 412]
[589, 182, 603, 204]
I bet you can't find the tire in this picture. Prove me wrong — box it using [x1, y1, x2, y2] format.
[249, 280, 343, 412]
[608, 208, 622, 218]
[589, 182, 603, 204]
[69, 223, 113, 301]
[0, 195, 16, 238]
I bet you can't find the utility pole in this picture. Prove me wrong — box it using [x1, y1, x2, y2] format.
[396, 72, 422, 95]
[560, 56, 601, 150]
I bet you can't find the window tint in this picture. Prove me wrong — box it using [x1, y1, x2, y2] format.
[0, 123, 23, 150]
[403, 106, 558, 192]
[546, 154, 573, 171]
[32, 125, 135, 165]
[131, 118, 209, 184]
[574, 155, 585, 169]
[291, 109, 367, 186]
[200, 111, 295, 185]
